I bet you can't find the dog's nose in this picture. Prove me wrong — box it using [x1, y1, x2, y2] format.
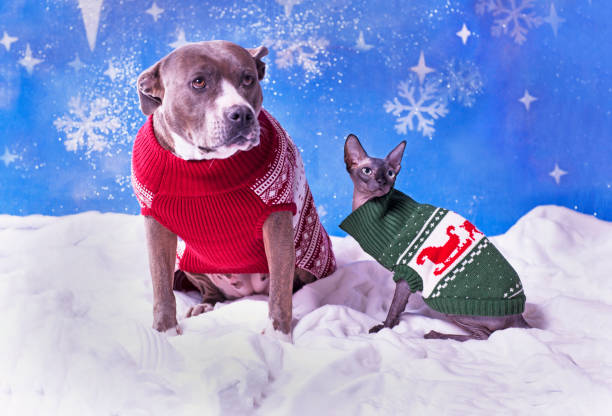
[225, 105, 254, 128]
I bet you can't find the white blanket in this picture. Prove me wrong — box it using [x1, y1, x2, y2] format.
[1, 205, 611, 415]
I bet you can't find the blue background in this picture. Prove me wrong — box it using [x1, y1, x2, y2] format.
[0, 0, 610, 236]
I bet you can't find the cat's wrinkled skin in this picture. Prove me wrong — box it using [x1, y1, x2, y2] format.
[344, 134, 529, 341]
[344, 134, 405, 211]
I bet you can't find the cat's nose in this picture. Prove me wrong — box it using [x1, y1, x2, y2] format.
[377, 178, 387, 185]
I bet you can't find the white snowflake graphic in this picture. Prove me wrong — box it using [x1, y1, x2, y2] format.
[268, 36, 330, 76]
[54, 95, 121, 155]
[384, 73, 448, 138]
[440, 59, 483, 107]
[204, 2, 347, 84]
[385, 59, 483, 138]
[475, 0, 543, 45]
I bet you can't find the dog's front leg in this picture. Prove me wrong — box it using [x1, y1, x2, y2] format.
[262, 210, 295, 342]
[144, 216, 181, 334]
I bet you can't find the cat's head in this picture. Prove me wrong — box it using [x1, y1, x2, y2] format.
[344, 134, 406, 207]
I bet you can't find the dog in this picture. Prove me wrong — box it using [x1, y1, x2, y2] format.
[131, 41, 336, 340]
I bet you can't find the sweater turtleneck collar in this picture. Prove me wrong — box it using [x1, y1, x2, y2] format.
[340, 188, 420, 264]
[347, 188, 397, 220]
[136, 109, 279, 195]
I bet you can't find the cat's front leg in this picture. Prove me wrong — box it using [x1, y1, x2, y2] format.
[369, 279, 412, 333]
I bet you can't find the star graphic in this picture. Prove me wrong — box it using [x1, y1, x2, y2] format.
[549, 163, 568, 185]
[103, 62, 120, 81]
[355, 31, 373, 52]
[518, 89, 538, 111]
[169, 29, 189, 49]
[68, 54, 86, 71]
[146, 2, 164, 22]
[544, 3, 565, 37]
[0, 31, 18, 51]
[410, 51, 435, 84]
[18, 44, 43, 75]
[456, 23, 472, 45]
[1, 147, 18, 167]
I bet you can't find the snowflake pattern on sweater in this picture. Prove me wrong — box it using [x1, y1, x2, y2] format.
[131, 109, 335, 279]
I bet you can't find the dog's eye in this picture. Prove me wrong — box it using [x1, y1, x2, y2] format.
[361, 167, 372, 175]
[388, 170, 395, 177]
[242, 74, 255, 87]
[192, 78, 206, 89]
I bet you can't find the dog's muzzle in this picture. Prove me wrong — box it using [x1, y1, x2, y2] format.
[222, 105, 259, 148]
[225, 105, 255, 132]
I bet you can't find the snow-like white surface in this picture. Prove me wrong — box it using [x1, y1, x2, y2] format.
[1, 206, 612, 415]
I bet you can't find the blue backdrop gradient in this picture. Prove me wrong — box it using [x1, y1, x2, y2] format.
[0, 0, 610, 235]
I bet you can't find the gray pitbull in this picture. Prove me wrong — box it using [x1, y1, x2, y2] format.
[134, 41, 332, 340]
[138, 42, 266, 161]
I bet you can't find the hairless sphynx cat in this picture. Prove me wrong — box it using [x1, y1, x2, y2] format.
[341, 134, 529, 341]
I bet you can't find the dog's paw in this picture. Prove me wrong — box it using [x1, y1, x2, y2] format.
[164, 324, 183, 336]
[152, 316, 182, 335]
[153, 305, 182, 334]
[262, 319, 293, 343]
[185, 302, 215, 318]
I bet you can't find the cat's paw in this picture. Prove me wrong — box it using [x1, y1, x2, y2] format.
[368, 323, 386, 334]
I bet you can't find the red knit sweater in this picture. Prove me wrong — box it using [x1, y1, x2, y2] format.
[131, 109, 335, 279]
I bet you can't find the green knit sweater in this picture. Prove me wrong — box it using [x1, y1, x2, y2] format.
[340, 189, 525, 316]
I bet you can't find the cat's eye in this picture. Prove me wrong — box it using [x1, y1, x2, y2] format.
[361, 167, 372, 175]
[387, 170, 395, 177]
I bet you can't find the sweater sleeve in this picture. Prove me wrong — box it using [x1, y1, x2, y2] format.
[131, 167, 155, 216]
[251, 132, 302, 232]
[392, 264, 423, 293]
[131, 116, 166, 217]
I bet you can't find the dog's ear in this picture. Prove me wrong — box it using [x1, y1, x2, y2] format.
[385, 141, 406, 173]
[344, 134, 368, 170]
[137, 62, 164, 116]
[247, 46, 268, 80]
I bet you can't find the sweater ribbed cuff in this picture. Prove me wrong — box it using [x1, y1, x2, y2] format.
[424, 295, 526, 317]
[255, 203, 298, 234]
[392, 264, 423, 292]
[141, 207, 154, 217]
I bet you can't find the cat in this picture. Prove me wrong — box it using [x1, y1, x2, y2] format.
[341, 134, 530, 341]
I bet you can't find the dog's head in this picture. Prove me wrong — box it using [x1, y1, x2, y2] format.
[137, 40, 268, 160]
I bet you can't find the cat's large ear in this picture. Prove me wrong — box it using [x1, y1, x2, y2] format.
[344, 134, 368, 170]
[385, 141, 406, 173]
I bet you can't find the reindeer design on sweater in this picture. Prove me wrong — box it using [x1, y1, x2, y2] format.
[416, 220, 483, 276]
